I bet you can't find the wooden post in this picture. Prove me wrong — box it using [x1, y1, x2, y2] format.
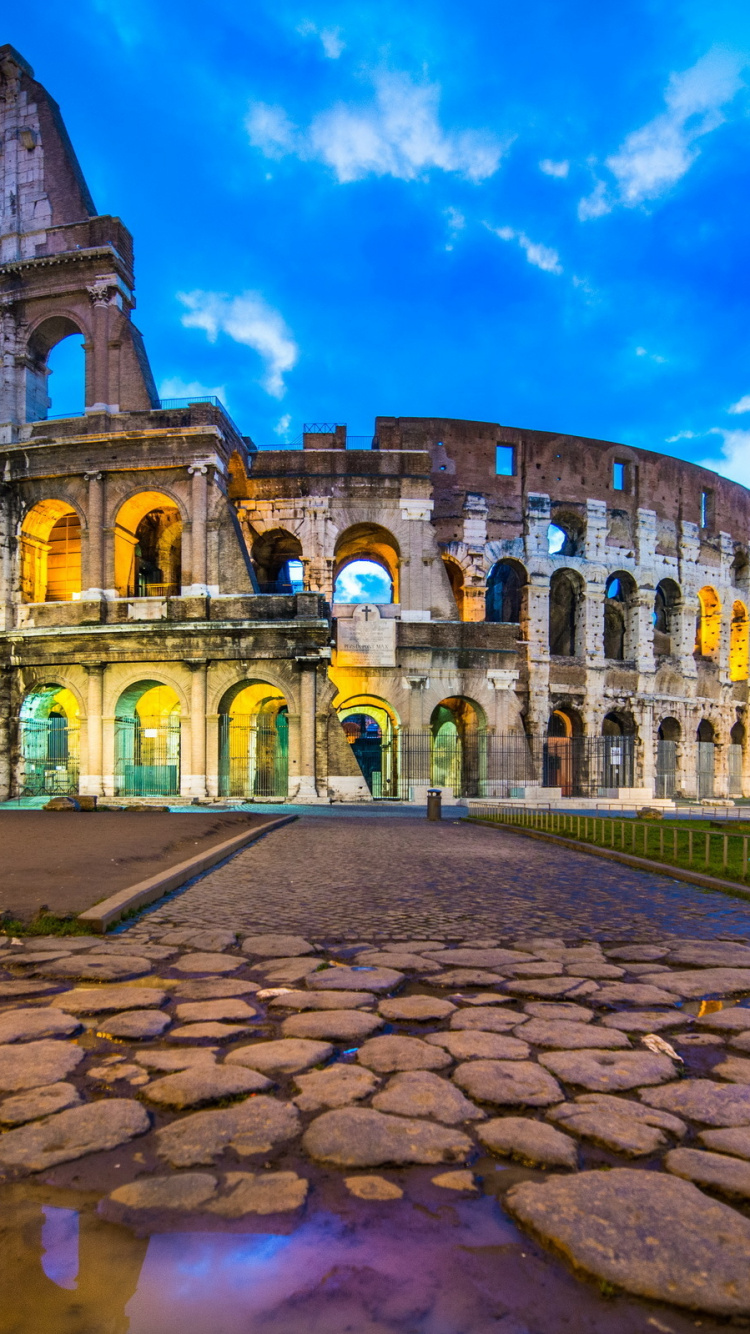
[688, 830, 693, 864]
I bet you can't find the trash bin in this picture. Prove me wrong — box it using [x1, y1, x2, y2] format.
[427, 788, 442, 821]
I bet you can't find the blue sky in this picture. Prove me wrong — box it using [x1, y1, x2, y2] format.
[11, 1, 750, 480]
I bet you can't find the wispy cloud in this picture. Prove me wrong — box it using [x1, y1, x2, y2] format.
[579, 49, 746, 219]
[177, 291, 298, 398]
[666, 429, 700, 443]
[443, 206, 465, 251]
[297, 20, 345, 59]
[247, 73, 506, 183]
[274, 413, 292, 437]
[159, 375, 228, 406]
[700, 428, 750, 486]
[539, 158, 569, 178]
[729, 394, 750, 414]
[635, 346, 666, 364]
[485, 222, 562, 274]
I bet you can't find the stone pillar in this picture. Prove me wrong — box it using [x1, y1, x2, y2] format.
[399, 496, 434, 621]
[187, 661, 208, 798]
[187, 464, 209, 595]
[0, 484, 13, 631]
[676, 594, 699, 679]
[296, 661, 318, 800]
[83, 472, 104, 597]
[82, 665, 104, 796]
[86, 282, 119, 413]
[638, 706, 655, 796]
[634, 589, 656, 674]
[0, 667, 11, 800]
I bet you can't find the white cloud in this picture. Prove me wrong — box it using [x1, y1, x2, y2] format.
[579, 49, 746, 219]
[443, 206, 465, 250]
[539, 158, 569, 178]
[274, 413, 292, 437]
[297, 20, 345, 59]
[247, 73, 506, 183]
[334, 559, 393, 603]
[158, 376, 228, 406]
[177, 291, 298, 398]
[665, 429, 699, 443]
[485, 222, 563, 274]
[729, 394, 750, 414]
[700, 428, 750, 486]
[635, 346, 666, 364]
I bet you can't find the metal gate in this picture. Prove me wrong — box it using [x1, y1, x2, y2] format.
[115, 715, 181, 796]
[18, 716, 80, 795]
[656, 739, 677, 798]
[697, 741, 715, 799]
[729, 743, 743, 796]
[219, 714, 288, 799]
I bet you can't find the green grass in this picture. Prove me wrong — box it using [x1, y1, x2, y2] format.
[469, 811, 750, 886]
[1, 912, 97, 937]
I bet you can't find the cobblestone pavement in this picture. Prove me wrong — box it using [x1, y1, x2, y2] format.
[142, 814, 750, 941]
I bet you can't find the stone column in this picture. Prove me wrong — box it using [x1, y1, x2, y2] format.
[187, 661, 208, 798]
[638, 706, 655, 797]
[82, 665, 104, 796]
[83, 471, 104, 597]
[86, 282, 118, 413]
[0, 667, 11, 800]
[187, 464, 209, 595]
[634, 588, 656, 674]
[296, 660, 318, 800]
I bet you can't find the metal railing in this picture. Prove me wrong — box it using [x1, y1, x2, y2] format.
[158, 395, 223, 409]
[114, 716, 181, 796]
[219, 714, 288, 799]
[17, 718, 80, 795]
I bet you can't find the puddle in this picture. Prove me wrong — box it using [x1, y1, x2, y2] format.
[0, 1179, 728, 1334]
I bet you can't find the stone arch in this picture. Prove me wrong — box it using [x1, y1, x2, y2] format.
[18, 681, 82, 797]
[548, 510, 585, 557]
[730, 601, 749, 682]
[695, 586, 721, 660]
[604, 571, 637, 661]
[429, 696, 486, 797]
[658, 716, 681, 741]
[251, 528, 304, 594]
[336, 694, 400, 798]
[602, 709, 636, 736]
[19, 498, 84, 603]
[113, 489, 184, 598]
[113, 679, 182, 797]
[25, 312, 88, 423]
[549, 568, 584, 657]
[333, 523, 400, 603]
[217, 678, 290, 800]
[654, 578, 680, 658]
[486, 559, 526, 623]
[105, 669, 189, 720]
[442, 556, 466, 619]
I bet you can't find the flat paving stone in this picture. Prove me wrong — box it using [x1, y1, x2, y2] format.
[422, 949, 535, 968]
[345, 1174, 403, 1200]
[259, 959, 321, 985]
[156, 1096, 301, 1166]
[103, 1173, 218, 1215]
[308, 966, 404, 993]
[699, 1126, 750, 1158]
[640, 967, 750, 998]
[173, 979, 260, 1000]
[208, 1170, 308, 1216]
[0, 1083, 81, 1125]
[710, 1055, 750, 1082]
[729, 1031, 750, 1052]
[171, 953, 243, 975]
[547, 1100, 674, 1156]
[0, 981, 60, 998]
[539, 1049, 675, 1092]
[431, 970, 505, 987]
[35, 955, 154, 981]
[565, 963, 625, 979]
[95, 1010, 171, 1040]
[169, 1023, 252, 1043]
[0, 1098, 150, 1173]
[506, 1167, 750, 1316]
[144, 1064, 271, 1109]
[372, 1071, 485, 1124]
[174, 999, 258, 1023]
[355, 952, 441, 972]
[269, 990, 374, 1011]
[640, 1078, 750, 1126]
[505, 963, 563, 978]
[379, 996, 456, 1022]
[502, 978, 598, 1000]
[426, 1031, 530, 1061]
[56, 986, 168, 1014]
[134, 1050, 217, 1072]
[302, 1107, 472, 1167]
[600, 1011, 685, 1033]
[431, 1170, 477, 1191]
[453, 993, 513, 1007]
[226, 1038, 332, 1074]
[605, 946, 669, 962]
[280, 1010, 383, 1041]
[695, 1007, 750, 1031]
[293, 1065, 379, 1111]
[241, 935, 314, 958]
[522, 1003, 593, 1022]
[478, 1116, 578, 1168]
[453, 1060, 564, 1107]
[666, 1146, 750, 1199]
[0, 1039, 83, 1092]
[517, 1020, 630, 1050]
[356, 1035, 452, 1073]
[668, 943, 750, 967]
[0, 1008, 80, 1043]
[449, 1008, 526, 1033]
[593, 983, 679, 1006]
[164, 929, 237, 952]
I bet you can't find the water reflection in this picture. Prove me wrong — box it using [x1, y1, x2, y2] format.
[41, 1207, 78, 1290]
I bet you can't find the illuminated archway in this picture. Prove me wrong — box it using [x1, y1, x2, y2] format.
[218, 680, 289, 799]
[114, 680, 181, 796]
[20, 500, 82, 603]
[730, 601, 748, 682]
[695, 586, 721, 660]
[429, 697, 485, 797]
[19, 683, 80, 795]
[114, 491, 182, 598]
[338, 696, 398, 797]
[442, 557, 465, 620]
[251, 529, 304, 594]
[333, 524, 399, 603]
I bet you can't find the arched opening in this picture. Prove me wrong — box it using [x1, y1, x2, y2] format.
[730, 602, 748, 682]
[20, 500, 82, 603]
[601, 711, 636, 789]
[544, 708, 580, 797]
[430, 697, 485, 797]
[486, 560, 525, 623]
[695, 586, 721, 661]
[333, 524, 399, 604]
[18, 684, 80, 796]
[654, 579, 680, 658]
[696, 718, 715, 799]
[251, 529, 304, 595]
[114, 681, 181, 796]
[26, 317, 86, 423]
[443, 558, 465, 620]
[656, 716, 680, 798]
[219, 680, 289, 800]
[549, 569, 583, 657]
[603, 572, 637, 662]
[338, 698, 398, 798]
[729, 720, 745, 796]
[732, 551, 749, 591]
[114, 492, 182, 598]
[548, 514, 583, 557]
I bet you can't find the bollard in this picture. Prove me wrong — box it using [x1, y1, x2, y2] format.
[427, 788, 442, 821]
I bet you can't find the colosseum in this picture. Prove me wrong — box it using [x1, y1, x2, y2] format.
[1, 43, 748, 808]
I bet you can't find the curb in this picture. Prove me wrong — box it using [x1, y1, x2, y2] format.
[465, 817, 750, 902]
[78, 814, 297, 932]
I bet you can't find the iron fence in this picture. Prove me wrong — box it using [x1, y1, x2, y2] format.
[18, 717, 80, 795]
[655, 739, 677, 799]
[219, 714, 289, 799]
[697, 741, 715, 800]
[114, 716, 181, 796]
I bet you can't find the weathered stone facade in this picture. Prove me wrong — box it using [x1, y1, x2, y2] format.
[1, 45, 748, 805]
